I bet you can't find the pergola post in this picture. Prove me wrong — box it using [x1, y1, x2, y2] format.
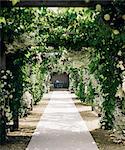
[0, 24, 7, 144]
[0, 24, 6, 70]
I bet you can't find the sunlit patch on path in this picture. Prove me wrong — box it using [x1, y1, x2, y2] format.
[26, 91, 99, 150]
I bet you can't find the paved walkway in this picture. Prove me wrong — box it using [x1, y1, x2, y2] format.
[26, 91, 99, 150]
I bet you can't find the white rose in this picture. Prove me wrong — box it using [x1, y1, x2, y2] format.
[1, 70, 5, 73]
[116, 64, 120, 68]
[104, 14, 110, 21]
[2, 89, 6, 92]
[119, 64, 125, 71]
[10, 72, 12, 76]
[6, 91, 9, 95]
[113, 30, 119, 35]
[6, 70, 11, 74]
[96, 4, 101, 12]
[122, 14, 125, 20]
[118, 51, 122, 56]
[2, 75, 7, 79]
[1, 84, 4, 88]
[13, 88, 15, 92]
[122, 81, 125, 93]
[11, 76, 13, 79]
[115, 87, 124, 98]
[8, 84, 11, 88]
[119, 61, 123, 65]
[5, 95, 8, 99]
[4, 82, 7, 85]
[9, 95, 13, 99]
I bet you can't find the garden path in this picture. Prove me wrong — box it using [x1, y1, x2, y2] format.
[26, 91, 99, 150]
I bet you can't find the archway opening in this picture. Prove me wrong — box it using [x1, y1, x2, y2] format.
[50, 72, 69, 89]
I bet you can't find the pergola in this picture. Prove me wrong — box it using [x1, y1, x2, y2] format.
[0, 0, 112, 68]
[0, 0, 124, 70]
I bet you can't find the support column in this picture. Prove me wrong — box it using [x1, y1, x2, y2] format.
[0, 24, 7, 144]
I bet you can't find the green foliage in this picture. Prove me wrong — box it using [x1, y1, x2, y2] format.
[86, 81, 95, 104]
[76, 70, 85, 102]
[77, 81, 85, 102]
[31, 64, 44, 104]
[0, 69, 14, 144]
[0, 70, 14, 122]
[7, 51, 25, 119]
[69, 67, 80, 92]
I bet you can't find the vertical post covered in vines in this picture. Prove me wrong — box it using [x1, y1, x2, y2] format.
[6, 51, 24, 130]
[0, 24, 7, 144]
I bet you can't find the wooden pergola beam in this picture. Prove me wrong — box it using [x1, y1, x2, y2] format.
[0, 0, 112, 7]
